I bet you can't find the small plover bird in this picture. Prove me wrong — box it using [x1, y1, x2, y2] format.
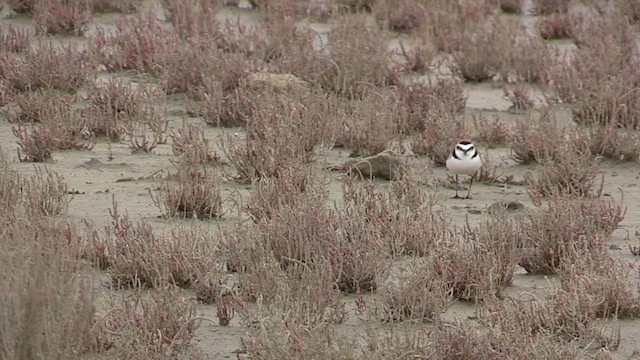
[446, 140, 482, 199]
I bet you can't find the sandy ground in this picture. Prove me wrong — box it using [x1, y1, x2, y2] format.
[2, 1, 640, 359]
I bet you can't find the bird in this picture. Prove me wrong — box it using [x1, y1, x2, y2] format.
[445, 140, 482, 199]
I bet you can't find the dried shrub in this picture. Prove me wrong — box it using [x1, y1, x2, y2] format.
[3, 41, 94, 93]
[516, 196, 625, 274]
[33, 0, 92, 36]
[0, 25, 30, 53]
[376, 257, 454, 322]
[400, 79, 466, 133]
[509, 108, 568, 164]
[325, 15, 401, 97]
[410, 108, 467, 165]
[560, 253, 640, 318]
[8, 90, 75, 124]
[0, 218, 99, 360]
[502, 30, 554, 83]
[451, 18, 516, 82]
[504, 83, 535, 110]
[248, 19, 330, 78]
[90, 0, 142, 13]
[472, 114, 510, 147]
[90, 13, 179, 72]
[341, 176, 450, 256]
[574, 125, 640, 161]
[83, 78, 163, 140]
[96, 198, 220, 286]
[12, 124, 56, 162]
[246, 165, 327, 222]
[170, 123, 223, 166]
[162, 0, 222, 39]
[434, 215, 520, 302]
[499, 0, 523, 13]
[234, 260, 347, 327]
[23, 167, 71, 217]
[524, 151, 601, 199]
[433, 319, 583, 358]
[617, 0, 640, 24]
[95, 287, 202, 357]
[481, 295, 604, 345]
[226, 188, 390, 294]
[13, 102, 95, 162]
[158, 40, 247, 95]
[373, 0, 427, 33]
[7, 0, 37, 12]
[339, 89, 407, 156]
[150, 167, 224, 219]
[534, 0, 570, 14]
[396, 38, 437, 73]
[220, 89, 332, 182]
[547, 14, 640, 128]
[241, 318, 356, 359]
[538, 13, 572, 39]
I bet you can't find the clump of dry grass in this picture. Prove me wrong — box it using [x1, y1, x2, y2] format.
[150, 166, 224, 219]
[504, 83, 535, 110]
[339, 89, 407, 156]
[23, 167, 71, 217]
[83, 78, 164, 141]
[534, 0, 570, 14]
[410, 108, 467, 165]
[400, 79, 466, 133]
[538, 13, 573, 39]
[7, 90, 75, 124]
[95, 198, 221, 287]
[325, 15, 401, 97]
[0, 25, 30, 53]
[472, 114, 510, 147]
[516, 196, 625, 274]
[373, 0, 427, 33]
[95, 286, 202, 357]
[91, 0, 142, 13]
[0, 218, 99, 359]
[451, 18, 516, 82]
[498, 0, 523, 13]
[509, 108, 568, 164]
[33, 0, 92, 36]
[162, 0, 222, 39]
[547, 14, 640, 128]
[241, 317, 356, 359]
[434, 214, 520, 302]
[220, 88, 333, 182]
[234, 259, 347, 327]
[13, 101, 95, 162]
[170, 123, 223, 166]
[341, 175, 450, 256]
[90, 13, 174, 71]
[246, 165, 327, 222]
[375, 257, 454, 322]
[524, 147, 601, 198]
[574, 125, 640, 161]
[226, 177, 391, 296]
[559, 252, 640, 318]
[3, 41, 95, 93]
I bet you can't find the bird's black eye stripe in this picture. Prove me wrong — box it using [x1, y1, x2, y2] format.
[451, 150, 461, 159]
[471, 151, 479, 159]
[456, 145, 475, 153]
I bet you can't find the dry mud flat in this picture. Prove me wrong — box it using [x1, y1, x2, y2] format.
[2, 0, 640, 359]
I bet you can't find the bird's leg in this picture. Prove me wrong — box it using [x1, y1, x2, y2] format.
[452, 174, 462, 199]
[465, 175, 474, 199]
